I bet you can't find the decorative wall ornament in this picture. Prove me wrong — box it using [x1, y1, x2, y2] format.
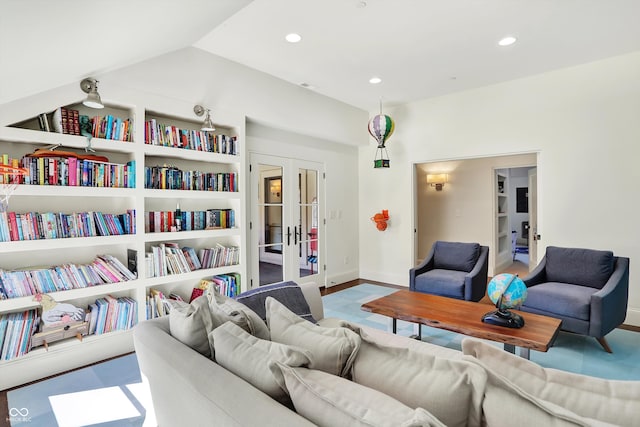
[371, 210, 390, 231]
[368, 101, 395, 168]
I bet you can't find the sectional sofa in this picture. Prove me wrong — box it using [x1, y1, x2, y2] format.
[133, 282, 640, 426]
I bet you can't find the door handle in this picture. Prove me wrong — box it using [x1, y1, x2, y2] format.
[287, 226, 291, 246]
[294, 226, 298, 245]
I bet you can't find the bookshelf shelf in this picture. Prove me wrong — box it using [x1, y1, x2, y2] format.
[0, 99, 246, 388]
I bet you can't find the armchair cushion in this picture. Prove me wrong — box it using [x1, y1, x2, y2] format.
[433, 241, 480, 272]
[545, 246, 614, 289]
[524, 282, 596, 321]
[414, 269, 467, 299]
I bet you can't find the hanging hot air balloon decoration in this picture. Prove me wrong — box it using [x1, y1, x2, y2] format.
[368, 101, 395, 168]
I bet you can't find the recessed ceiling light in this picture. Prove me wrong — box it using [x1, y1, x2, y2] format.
[369, 77, 382, 84]
[498, 36, 517, 47]
[285, 33, 302, 43]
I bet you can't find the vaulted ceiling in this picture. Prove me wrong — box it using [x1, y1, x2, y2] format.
[2, 0, 640, 111]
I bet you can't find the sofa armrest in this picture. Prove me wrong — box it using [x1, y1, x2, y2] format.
[522, 256, 548, 287]
[410, 245, 436, 291]
[589, 257, 630, 337]
[299, 282, 324, 321]
[133, 318, 315, 427]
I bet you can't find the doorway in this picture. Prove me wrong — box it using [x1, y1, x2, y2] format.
[413, 153, 538, 277]
[249, 153, 324, 288]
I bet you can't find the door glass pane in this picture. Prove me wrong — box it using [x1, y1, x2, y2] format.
[297, 168, 318, 278]
[258, 165, 284, 286]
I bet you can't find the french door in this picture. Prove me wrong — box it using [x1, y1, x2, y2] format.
[249, 153, 324, 288]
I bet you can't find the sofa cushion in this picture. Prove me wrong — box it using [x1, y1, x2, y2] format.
[545, 246, 615, 289]
[414, 269, 467, 299]
[462, 339, 640, 426]
[266, 297, 360, 377]
[235, 281, 315, 322]
[210, 322, 312, 404]
[351, 333, 486, 427]
[276, 364, 446, 427]
[169, 296, 216, 357]
[433, 241, 480, 272]
[213, 292, 270, 340]
[523, 282, 595, 321]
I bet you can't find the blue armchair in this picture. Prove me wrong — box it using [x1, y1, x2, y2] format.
[410, 241, 489, 302]
[520, 246, 629, 353]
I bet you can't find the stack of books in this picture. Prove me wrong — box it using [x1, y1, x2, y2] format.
[145, 166, 237, 192]
[20, 156, 136, 188]
[146, 288, 183, 319]
[145, 242, 239, 278]
[144, 119, 238, 155]
[145, 208, 234, 233]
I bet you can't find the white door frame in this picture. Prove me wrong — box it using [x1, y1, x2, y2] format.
[249, 153, 325, 289]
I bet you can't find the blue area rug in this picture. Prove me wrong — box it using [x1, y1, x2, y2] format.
[323, 283, 640, 380]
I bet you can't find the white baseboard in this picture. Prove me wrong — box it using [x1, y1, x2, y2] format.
[326, 269, 359, 287]
[358, 270, 407, 287]
[624, 308, 640, 327]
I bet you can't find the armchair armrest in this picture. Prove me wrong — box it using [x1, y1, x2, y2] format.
[409, 245, 436, 291]
[522, 257, 548, 287]
[464, 246, 489, 301]
[589, 257, 630, 338]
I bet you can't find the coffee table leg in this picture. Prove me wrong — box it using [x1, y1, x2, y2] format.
[392, 318, 397, 334]
[504, 344, 530, 359]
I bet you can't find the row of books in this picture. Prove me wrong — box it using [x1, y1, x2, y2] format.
[87, 295, 138, 335]
[19, 156, 136, 188]
[146, 288, 183, 319]
[0, 254, 136, 300]
[145, 166, 237, 192]
[145, 208, 235, 233]
[208, 273, 241, 298]
[43, 108, 133, 143]
[0, 310, 38, 361]
[86, 115, 133, 142]
[145, 242, 239, 278]
[144, 119, 239, 155]
[0, 155, 25, 184]
[0, 210, 136, 242]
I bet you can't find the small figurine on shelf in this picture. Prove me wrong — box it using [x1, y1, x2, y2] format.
[31, 294, 88, 351]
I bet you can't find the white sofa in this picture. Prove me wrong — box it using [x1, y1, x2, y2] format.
[133, 282, 640, 427]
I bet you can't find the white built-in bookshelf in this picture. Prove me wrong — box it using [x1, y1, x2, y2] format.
[0, 100, 246, 389]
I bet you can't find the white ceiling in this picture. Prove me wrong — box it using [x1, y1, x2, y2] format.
[2, 0, 640, 111]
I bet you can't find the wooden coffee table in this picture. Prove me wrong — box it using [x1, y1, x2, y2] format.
[361, 290, 561, 359]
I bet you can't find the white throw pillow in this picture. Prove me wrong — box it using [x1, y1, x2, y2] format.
[276, 364, 447, 427]
[266, 297, 360, 377]
[169, 296, 215, 357]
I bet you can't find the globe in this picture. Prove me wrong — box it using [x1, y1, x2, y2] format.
[487, 273, 527, 309]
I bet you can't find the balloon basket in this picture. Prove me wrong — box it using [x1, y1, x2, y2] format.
[373, 147, 390, 169]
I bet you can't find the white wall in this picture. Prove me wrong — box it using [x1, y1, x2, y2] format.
[359, 51, 640, 326]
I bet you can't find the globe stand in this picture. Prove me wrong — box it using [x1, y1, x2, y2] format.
[482, 308, 525, 328]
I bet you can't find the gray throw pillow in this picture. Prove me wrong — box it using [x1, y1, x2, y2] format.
[210, 322, 311, 403]
[461, 338, 640, 426]
[266, 297, 360, 377]
[276, 364, 447, 427]
[169, 296, 215, 357]
[545, 246, 614, 289]
[351, 332, 486, 427]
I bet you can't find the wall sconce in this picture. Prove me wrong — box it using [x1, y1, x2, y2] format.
[270, 180, 281, 197]
[194, 105, 215, 131]
[80, 78, 104, 109]
[427, 173, 449, 191]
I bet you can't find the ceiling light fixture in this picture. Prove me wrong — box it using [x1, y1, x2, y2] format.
[498, 36, 517, 47]
[80, 78, 104, 109]
[194, 105, 215, 131]
[285, 33, 302, 43]
[369, 77, 382, 84]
